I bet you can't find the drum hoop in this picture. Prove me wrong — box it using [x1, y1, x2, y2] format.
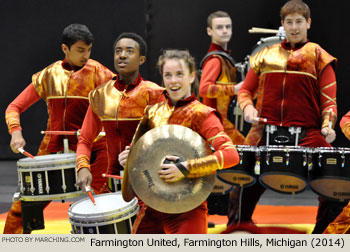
[259, 146, 310, 153]
[68, 194, 138, 221]
[18, 164, 76, 172]
[20, 191, 84, 201]
[69, 204, 139, 226]
[313, 147, 350, 154]
[17, 156, 76, 167]
[235, 145, 259, 151]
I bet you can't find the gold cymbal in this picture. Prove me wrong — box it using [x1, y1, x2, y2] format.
[127, 124, 215, 214]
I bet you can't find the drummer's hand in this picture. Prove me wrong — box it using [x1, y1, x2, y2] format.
[234, 81, 244, 94]
[243, 104, 258, 123]
[159, 156, 186, 183]
[118, 146, 130, 168]
[10, 130, 26, 153]
[77, 168, 92, 192]
[321, 127, 336, 143]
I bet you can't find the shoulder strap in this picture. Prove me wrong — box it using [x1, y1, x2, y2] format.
[199, 51, 237, 69]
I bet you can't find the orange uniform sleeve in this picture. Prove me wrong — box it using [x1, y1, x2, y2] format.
[186, 112, 239, 178]
[340, 111, 350, 140]
[237, 68, 259, 111]
[76, 106, 103, 172]
[199, 57, 235, 98]
[5, 83, 41, 134]
[319, 64, 337, 129]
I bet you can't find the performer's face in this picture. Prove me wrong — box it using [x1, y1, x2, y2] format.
[162, 59, 195, 104]
[62, 40, 92, 67]
[207, 17, 232, 47]
[282, 12, 311, 48]
[114, 38, 145, 76]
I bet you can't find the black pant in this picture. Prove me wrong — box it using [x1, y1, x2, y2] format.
[227, 175, 348, 234]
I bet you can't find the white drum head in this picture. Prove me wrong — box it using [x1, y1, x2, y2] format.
[17, 153, 76, 167]
[68, 192, 138, 223]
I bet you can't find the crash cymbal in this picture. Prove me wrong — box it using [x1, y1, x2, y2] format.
[128, 124, 215, 214]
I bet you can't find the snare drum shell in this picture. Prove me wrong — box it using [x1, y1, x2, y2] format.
[309, 148, 350, 201]
[217, 146, 257, 187]
[259, 146, 310, 194]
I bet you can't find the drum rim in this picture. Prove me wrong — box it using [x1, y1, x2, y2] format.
[312, 147, 350, 153]
[20, 191, 84, 201]
[259, 145, 311, 152]
[17, 153, 76, 167]
[69, 204, 139, 226]
[68, 192, 138, 221]
[18, 164, 76, 172]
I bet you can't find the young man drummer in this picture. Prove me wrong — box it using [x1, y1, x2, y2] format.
[75, 32, 164, 192]
[4, 24, 115, 234]
[199, 10, 246, 225]
[231, 0, 348, 233]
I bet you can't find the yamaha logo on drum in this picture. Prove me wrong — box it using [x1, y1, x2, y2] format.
[280, 184, 299, 190]
[333, 192, 350, 197]
[36, 173, 44, 194]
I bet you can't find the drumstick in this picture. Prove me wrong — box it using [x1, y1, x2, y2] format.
[18, 147, 35, 159]
[253, 117, 267, 123]
[85, 186, 96, 206]
[249, 27, 279, 34]
[102, 173, 123, 180]
[41, 130, 106, 137]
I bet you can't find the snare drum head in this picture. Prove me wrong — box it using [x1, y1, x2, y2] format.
[17, 153, 76, 167]
[68, 192, 138, 222]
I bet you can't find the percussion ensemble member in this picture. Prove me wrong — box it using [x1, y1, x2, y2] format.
[76, 32, 165, 192]
[120, 49, 240, 234]
[4, 24, 115, 234]
[199, 10, 246, 225]
[199, 10, 245, 145]
[323, 112, 350, 234]
[231, 0, 348, 233]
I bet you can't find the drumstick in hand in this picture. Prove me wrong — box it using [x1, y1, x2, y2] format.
[41, 130, 106, 137]
[102, 173, 123, 180]
[85, 186, 96, 206]
[253, 117, 267, 124]
[18, 147, 35, 159]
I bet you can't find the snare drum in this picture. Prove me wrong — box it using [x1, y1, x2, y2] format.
[258, 145, 311, 194]
[217, 145, 258, 187]
[68, 192, 139, 234]
[17, 153, 83, 201]
[309, 147, 350, 201]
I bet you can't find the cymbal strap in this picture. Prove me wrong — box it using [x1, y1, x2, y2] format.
[175, 163, 190, 176]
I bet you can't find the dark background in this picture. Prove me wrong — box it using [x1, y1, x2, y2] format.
[1, 0, 349, 159]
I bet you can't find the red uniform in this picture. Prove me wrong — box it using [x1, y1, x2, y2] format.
[127, 94, 240, 234]
[199, 43, 245, 144]
[232, 39, 347, 234]
[4, 59, 115, 234]
[323, 112, 350, 234]
[76, 74, 165, 176]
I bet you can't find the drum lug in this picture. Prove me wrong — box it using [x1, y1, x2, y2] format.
[318, 154, 322, 167]
[285, 151, 290, 166]
[341, 150, 345, 168]
[266, 152, 270, 166]
[239, 150, 243, 165]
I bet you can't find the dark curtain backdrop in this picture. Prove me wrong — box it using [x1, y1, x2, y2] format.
[1, 0, 349, 159]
